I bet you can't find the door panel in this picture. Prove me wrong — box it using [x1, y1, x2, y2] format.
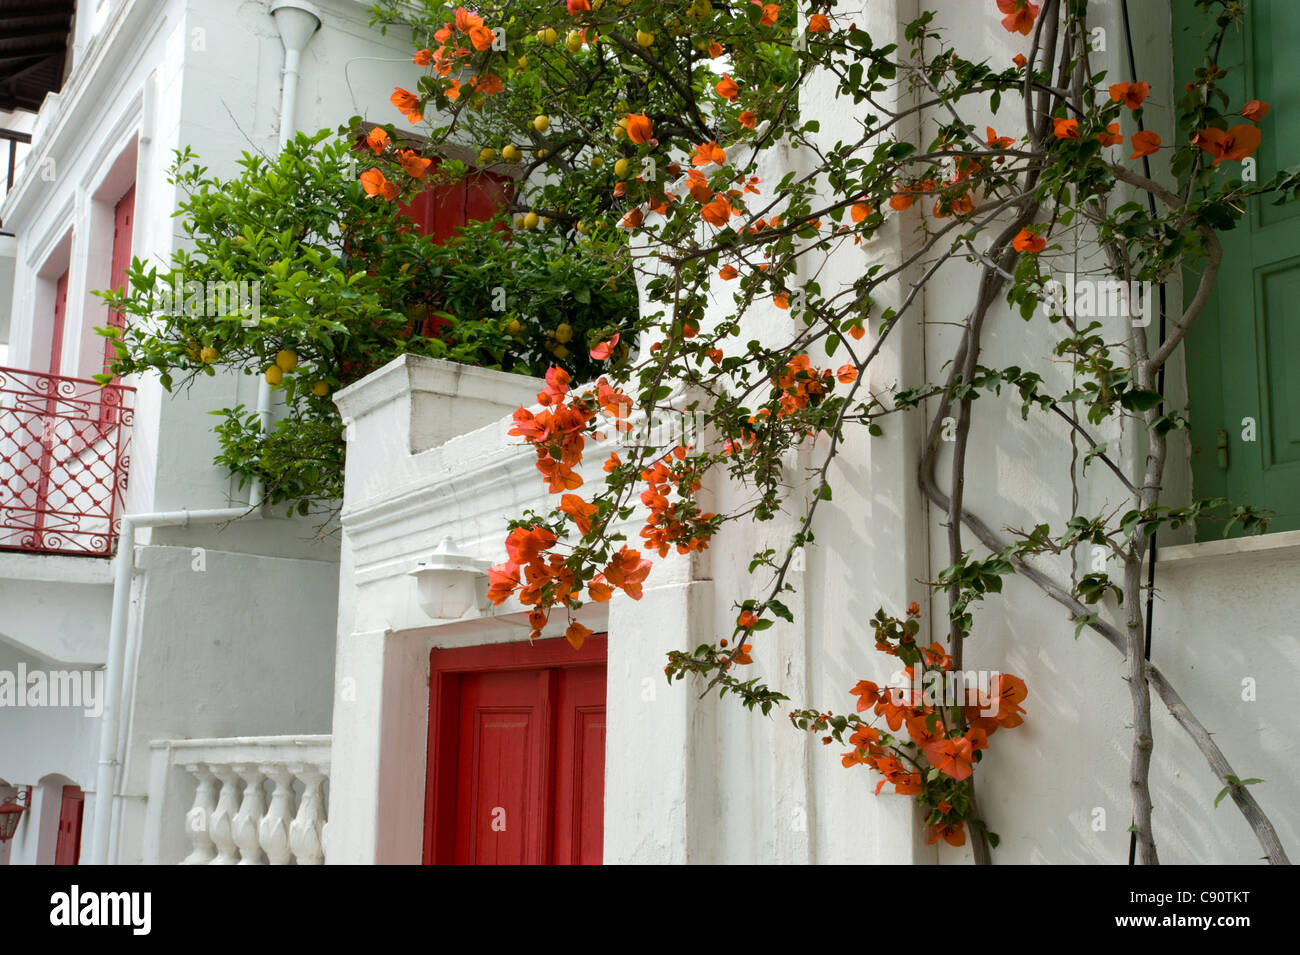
[454, 668, 553, 864]
[54, 785, 83, 865]
[553, 664, 607, 865]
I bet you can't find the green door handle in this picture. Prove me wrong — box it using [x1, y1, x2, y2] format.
[1216, 428, 1229, 469]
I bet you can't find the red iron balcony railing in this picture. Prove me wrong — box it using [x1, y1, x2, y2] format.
[0, 366, 134, 557]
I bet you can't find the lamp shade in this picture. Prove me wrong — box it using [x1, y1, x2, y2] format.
[0, 800, 26, 841]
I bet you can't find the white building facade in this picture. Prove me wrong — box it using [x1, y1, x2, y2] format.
[2, 0, 1295, 866]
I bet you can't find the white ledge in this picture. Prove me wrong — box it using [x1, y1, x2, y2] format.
[1157, 528, 1300, 566]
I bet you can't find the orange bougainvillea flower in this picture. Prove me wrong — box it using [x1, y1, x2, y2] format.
[1012, 227, 1047, 253]
[1053, 117, 1079, 139]
[622, 207, 645, 229]
[1241, 99, 1270, 123]
[848, 322, 866, 340]
[889, 187, 915, 211]
[732, 644, 754, 665]
[738, 110, 757, 129]
[700, 195, 734, 226]
[1129, 130, 1160, 159]
[836, 363, 858, 384]
[413, 48, 433, 66]
[365, 126, 389, 154]
[1013, 52, 1027, 68]
[773, 291, 790, 309]
[997, 0, 1040, 36]
[692, 141, 727, 167]
[758, 3, 780, 26]
[486, 562, 520, 605]
[603, 452, 621, 473]
[718, 263, 739, 280]
[706, 348, 724, 364]
[558, 494, 598, 535]
[360, 168, 399, 200]
[390, 87, 423, 124]
[626, 112, 653, 144]
[565, 620, 592, 650]
[737, 609, 759, 629]
[469, 24, 496, 51]
[1108, 81, 1150, 110]
[708, 40, 724, 57]
[1194, 124, 1262, 165]
[808, 13, 831, 32]
[986, 126, 1015, 150]
[928, 736, 976, 781]
[590, 333, 620, 361]
[1096, 122, 1122, 146]
[928, 821, 967, 847]
[567, 0, 591, 12]
[850, 200, 871, 223]
[849, 680, 882, 711]
[602, 546, 652, 599]
[587, 578, 614, 602]
[468, 73, 504, 95]
[715, 74, 740, 101]
[397, 149, 433, 179]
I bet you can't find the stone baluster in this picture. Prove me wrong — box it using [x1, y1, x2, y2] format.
[208, 766, 242, 865]
[231, 764, 267, 864]
[288, 763, 326, 864]
[258, 765, 296, 865]
[181, 763, 218, 865]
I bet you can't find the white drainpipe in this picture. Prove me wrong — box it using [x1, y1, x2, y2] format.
[88, 0, 321, 865]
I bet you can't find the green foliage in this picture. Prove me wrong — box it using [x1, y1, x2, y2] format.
[99, 129, 637, 508]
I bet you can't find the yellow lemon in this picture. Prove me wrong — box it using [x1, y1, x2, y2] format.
[590, 155, 603, 168]
[501, 143, 522, 162]
[199, 346, 219, 364]
[523, 211, 540, 229]
[265, 365, 283, 385]
[312, 380, 330, 396]
[506, 319, 524, 337]
[516, 55, 528, 69]
[555, 322, 574, 343]
[185, 341, 201, 361]
[514, 215, 526, 228]
[533, 114, 550, 134]
[538, 27, 558, 46]
[534, 147, 549, 159]
[566, 31, 583, 53]
[636, 29, 655, 47]
[275, 349, 299, 372]
[575, 220, 587, 234]
[477, 147, 497, 165]
[614, 157, 630, 178]
[550, 343, 570, 360]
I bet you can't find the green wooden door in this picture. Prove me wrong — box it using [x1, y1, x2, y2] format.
[1175, 0, 1300, 538]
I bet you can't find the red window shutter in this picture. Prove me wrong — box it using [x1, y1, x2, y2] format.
[50, 269, 69, 374]
[54, 785, 84, 865]
[104, 184, 136, 375]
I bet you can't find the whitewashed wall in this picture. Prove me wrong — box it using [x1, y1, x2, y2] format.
[0, 0, 416, 863]
[329, 0, 1298, 864]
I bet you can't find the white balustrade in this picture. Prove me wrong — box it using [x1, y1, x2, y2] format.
[150, 736, 331, 865]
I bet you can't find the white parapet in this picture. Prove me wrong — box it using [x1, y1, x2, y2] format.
[143, 735, 331, 865]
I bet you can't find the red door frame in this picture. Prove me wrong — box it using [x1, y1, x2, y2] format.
[54, 785, 84, 865]
[424, 634, 607, 865]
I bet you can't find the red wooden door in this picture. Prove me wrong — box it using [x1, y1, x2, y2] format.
[104, 184, 135, 375]
[54, 785, 84, 865]
[426, 635, 607, 865]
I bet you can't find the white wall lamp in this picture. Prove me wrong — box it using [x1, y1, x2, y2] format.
[409, 537, 493, 619]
